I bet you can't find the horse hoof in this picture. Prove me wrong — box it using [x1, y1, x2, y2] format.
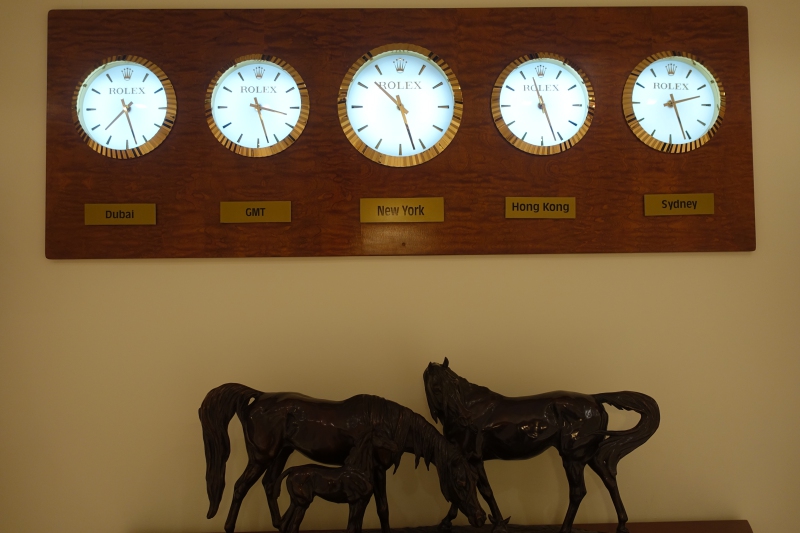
[438, 520, 453, 532]
[492, 517, 510, 533]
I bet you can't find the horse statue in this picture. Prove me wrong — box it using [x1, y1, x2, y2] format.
[272, 430, 396, 533]
[423, 359, 660, 533]
[199, 383, 487, 533]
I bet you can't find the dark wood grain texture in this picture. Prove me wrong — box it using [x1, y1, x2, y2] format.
[239, 522, 753, 533]
[46, 8, 755, 258]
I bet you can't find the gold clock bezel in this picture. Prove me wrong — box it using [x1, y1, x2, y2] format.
[337, 43, 463, 168]
[491, 53, 595, 156]
[623, 51, 726, 153]
[72, 55, 177, 159]
[205, 54, 310, 158]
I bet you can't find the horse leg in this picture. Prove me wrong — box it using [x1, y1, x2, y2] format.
[589, 457, 629, 533]
[348, 497, 370, 533]
[262, 448, 293, 529]
[438, 503, 459, 531]
[224, 459, 268, 533]
[373, 468, 391, 533]
[558, 458, 588, 533]
[474, 461, 509, 532]
[286, 503, 307, 533]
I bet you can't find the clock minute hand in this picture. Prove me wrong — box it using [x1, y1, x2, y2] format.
[396, 94, 415, 150]
[667, 93, 687, 140]
[253, 97, 270, 143]
[121, 99, 136, 142]
[533, 80, 557, 141]
[104, 107, 127, 131]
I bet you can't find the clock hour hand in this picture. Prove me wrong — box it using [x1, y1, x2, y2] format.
[374, 82, 403, 110]
[253, 97, 270, 144]
[533, 81, 557, 141]
[396, 95, 415, 150]
[667, 93, 687, 140]
[664, 95, 701, 107]
[121, 99, 136, 142]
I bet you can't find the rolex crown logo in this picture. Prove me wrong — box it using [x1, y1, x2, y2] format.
[122, 68, 133, 81]
[535, 65, 547, 77]
[665, 63, 678, 76]
[254, 66, 265, 80]
[393, 59, 407, 73]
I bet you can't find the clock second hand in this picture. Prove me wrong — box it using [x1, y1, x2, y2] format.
[533, 80, 557, 141]
[121, 99, 136, 142]
[667, 93, 687, 140]
[395, 94, 415, 150]
[252, 97, 270, 144]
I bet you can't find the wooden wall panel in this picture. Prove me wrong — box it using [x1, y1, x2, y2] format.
[46, 7, 754, 258]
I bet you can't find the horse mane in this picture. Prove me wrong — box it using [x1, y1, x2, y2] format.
[424, 362, 493, 429]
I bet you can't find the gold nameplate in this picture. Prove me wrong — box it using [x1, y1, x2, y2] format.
[220, 201, 291, 223]
[644, 193, 714, 216]
[85, 204, 156, 225]
[506, 197, 576, 219]
[360, 197, 444, 223]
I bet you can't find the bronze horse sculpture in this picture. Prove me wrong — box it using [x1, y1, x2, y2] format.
[423, 359, 659, 533]
[200, 383, 487, 533]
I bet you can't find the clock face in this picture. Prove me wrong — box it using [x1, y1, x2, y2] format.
[492, 53, 594, 155]
[72, 56, 177, 159]
[205, 54, 310, 157]
[623, 52, 725, 153]
[338, 43, 463, 167]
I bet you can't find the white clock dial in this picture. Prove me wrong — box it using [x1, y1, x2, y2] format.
[338, 43, 462, 167]
[206, 54, 309, 157]
[623, 52, 725, 153]
[73, 56, 176, 158]
[492, 54, 594, 155]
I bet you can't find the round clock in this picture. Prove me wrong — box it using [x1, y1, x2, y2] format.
[623, 51, 725, 153]
[492, 53, 595, 155]
[205, 54, 310, 157]
[338, 43, 463, 167]
[72, 55, 177, 159]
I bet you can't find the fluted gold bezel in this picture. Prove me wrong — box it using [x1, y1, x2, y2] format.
[491, 53, 595, 156]
[337, 43, 463, 168]
[72, 55, 177, 159]
[205, 54, 310, 158]
[623, 51, 726, 153]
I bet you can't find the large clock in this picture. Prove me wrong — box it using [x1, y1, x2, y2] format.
[623, 51, 725, 153]
[72, 55, 177, 159]
[337, 43, 463, 167]
[492, 53, 594, 155]
[205, 54, 310, 157]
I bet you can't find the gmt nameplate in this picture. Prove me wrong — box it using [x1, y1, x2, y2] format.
[220, 201, 291, 223]
[85, 204, 156, 225]
[644, 194, 715, 216]
[506, 197, 576, 219]
[360, 197, 444, 223]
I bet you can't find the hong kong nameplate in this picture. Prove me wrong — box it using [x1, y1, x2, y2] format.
[506, 197, 576, 219]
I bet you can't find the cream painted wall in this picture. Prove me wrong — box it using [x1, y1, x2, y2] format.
[1, 0, 798, 532]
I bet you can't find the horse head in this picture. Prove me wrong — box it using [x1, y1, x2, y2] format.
[437, 445, 486, 528]
[423, 358, 473, 429]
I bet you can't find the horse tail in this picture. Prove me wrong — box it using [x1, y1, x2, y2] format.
[271, 468, 292, 502]
[199, 383, 262, 519]
[592, 391, 660, 476]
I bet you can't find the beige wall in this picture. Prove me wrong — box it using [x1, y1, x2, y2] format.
[1, 0, 798, 532]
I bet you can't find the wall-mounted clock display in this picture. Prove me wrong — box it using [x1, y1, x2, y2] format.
[338, 43, 463, 167]
[623, 51, 725, 153]
[72, 55, 177, 159]
[205, 54, 309, 157]
[492, 53, 594, 155]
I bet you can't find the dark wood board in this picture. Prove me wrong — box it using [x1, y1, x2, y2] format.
[46, 8, 755, 258]
[237, 522, 753, 533]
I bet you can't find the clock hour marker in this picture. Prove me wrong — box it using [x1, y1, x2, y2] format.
[106, 135, 112, 144]
[557, 132, 563, 140]
[285, 123, 293, 128]
[521, 132, 527, 141]
[375, 65, 382, 75]
[632, 101, 640, 104]
[419, 139, 426, 149]
[237, 134, 243, 143]
[290, 106, 300, 109]
[274, 73, 281, 81]
[126, 140, 129, 149]
[501, 105, 510, 108]
[568, 85, 576, 90]
[697, 119, 706, 126]
[142, 73, 149, 82]
[650, 68, 657, 77]
[257, 138, 260, 148]
[399, 144, 402, 156]
[223, 86, 232, 92]
[86, 108, 96, 111]
[686, 130, 692, 139]
[651, 129, 656, 136]
[358, 82, 368, 89]
[702, 103, 712, 106]
[556, 70, 562, 79]
[432, 125, 443, 132]
[520, 71, 526, 79]
[351, 105, 363, 108]
[638, 117, 645, 122]
[222, 122, 231, 128]
[274, 134, 279, 143]
[506, 121, 515, 126]
[91, 89, 101, 94]
[418, 65, 426, 75]
[142, 135, 147, 143]
[358, 125, 368, 132]
[286, 87, 295, 93]
[573, 104, 583, 107]
[686, 69, 693, 78]
[91, 124, 100, 130]
[697, 84, 706, 91]
[568, 120, 577, 126]
[505, 85, 515, 91]
[217, 106, 227, 109]
[438, 105, 450, 108]
[636, 82, 645, 88]
[669, 134, 672, 143]
[154, 87, 163, 94]
[432, 82, 443, 89]
[106, 74, 113, 83]
[238, 72, 244, 81]
[540, 136, 544, 146]
[375, 138, 382, 149]
[153, 123, 160, 128]
[158, 107, 167, 109]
